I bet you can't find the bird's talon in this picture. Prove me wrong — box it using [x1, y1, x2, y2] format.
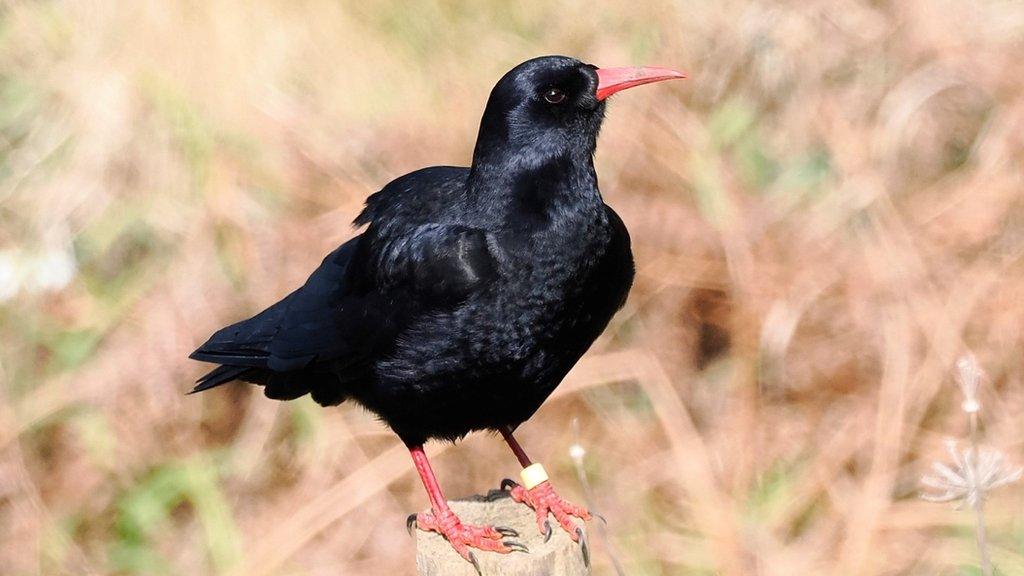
[500, 478, 518, 492]
[406, 513, 418, 536]
[483, 488, 508, 502]
[577, 527, 590, 567]
[504, 540, 530, 554]
[509, 480, 590, 541]
[411, 508, 517, 565]
[468, 552, 482, 576]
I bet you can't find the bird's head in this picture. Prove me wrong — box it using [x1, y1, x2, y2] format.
[471, 55, 685, 170]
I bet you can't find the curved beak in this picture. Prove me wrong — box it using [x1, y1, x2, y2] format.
[595, 66, 687, 101]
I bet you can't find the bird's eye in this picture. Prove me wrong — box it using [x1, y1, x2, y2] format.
[543, 88, 566, 104]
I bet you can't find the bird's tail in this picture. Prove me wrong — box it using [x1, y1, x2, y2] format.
[190, 364, 251, 394]
[189, 364, 348, 407]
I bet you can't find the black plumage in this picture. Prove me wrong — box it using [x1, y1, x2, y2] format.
[190, 56, 640, 447]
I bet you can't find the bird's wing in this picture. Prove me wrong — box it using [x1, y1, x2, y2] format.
[602, 203, 635, 312]
[355, 222, 498, 306]
[189, 237, 380, 373]
[350, 165, 498, 305]
[190, 166, 497, 379]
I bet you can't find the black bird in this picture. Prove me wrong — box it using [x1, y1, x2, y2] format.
[190, 55, 684, 566]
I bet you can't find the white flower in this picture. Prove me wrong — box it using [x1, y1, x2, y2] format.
[921, 440, 1022, 508]
[956, 354, 983, 414]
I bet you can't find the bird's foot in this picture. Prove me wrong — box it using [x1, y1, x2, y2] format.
[503, 479, 590, 542]
[408, 508, 527, 567]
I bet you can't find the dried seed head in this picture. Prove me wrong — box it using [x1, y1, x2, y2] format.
[921, 440, 1022, 508]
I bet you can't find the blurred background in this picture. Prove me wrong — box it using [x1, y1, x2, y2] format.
[2, 0, 1024, 574]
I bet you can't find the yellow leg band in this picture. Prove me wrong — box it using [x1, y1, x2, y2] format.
[520, 463, 549, 489]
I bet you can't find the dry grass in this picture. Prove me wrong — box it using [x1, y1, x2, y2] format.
[2, 0, 1024, 574]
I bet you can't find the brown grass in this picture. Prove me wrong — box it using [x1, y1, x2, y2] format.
[2, 0, 1024, 574]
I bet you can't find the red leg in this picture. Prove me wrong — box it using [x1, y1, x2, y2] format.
[502, 427, 532, 467]
[499, 427, 591, 541]
[408, 445, 525, 564]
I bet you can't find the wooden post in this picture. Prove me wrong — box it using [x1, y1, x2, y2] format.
[416, 493, 590, 576]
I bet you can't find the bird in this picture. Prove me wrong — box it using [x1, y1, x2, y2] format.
[189, 55, 684, 569]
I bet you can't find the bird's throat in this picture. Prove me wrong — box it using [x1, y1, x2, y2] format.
[469, 150, 601, 220]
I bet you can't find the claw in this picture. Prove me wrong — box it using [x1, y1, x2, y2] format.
[508, 480, 591, 542]
[577, 527, 590, 568]
[504, 540, 530, 554]
[593, 512, 607, 525]
[409, 508, 516, 567]
[468, 551, 482, 576]
[500, 478, 518, 492]
[483, 488, 508, 502]
[406, 513, 417, 536]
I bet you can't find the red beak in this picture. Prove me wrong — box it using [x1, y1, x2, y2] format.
[595, 66, 687, 101]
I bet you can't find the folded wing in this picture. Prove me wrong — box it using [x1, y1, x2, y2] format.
[189, 167, 498, 403]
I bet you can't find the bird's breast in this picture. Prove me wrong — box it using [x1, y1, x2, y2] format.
[373, 204, 625, 398]
[491, 213, 612, 333]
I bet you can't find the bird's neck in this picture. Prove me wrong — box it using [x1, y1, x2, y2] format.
[467, 147, 603, 225]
